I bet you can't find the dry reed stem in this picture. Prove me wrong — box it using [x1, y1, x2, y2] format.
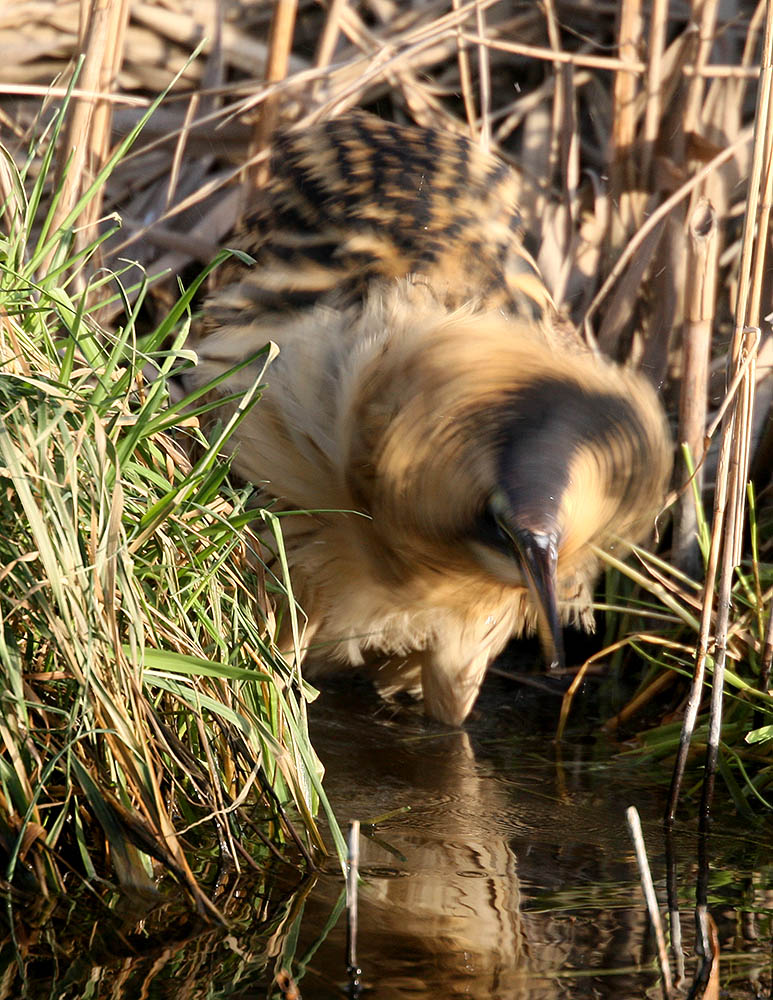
[611, 0, 643, 234]
[46, 0, 129, 277]
[475, 2, 491, 151]
[672, 0, 773, 831]
[91, 0, 131, 173]
[0, 83, 143, 104]
[540, 0, 562, 188]
[683, 0, 721, 136]
[718, 2, 773, 572]
[315, 0, 346, 75]
[549, 62, 580, 309]
[626, 806, 674, 999]
[461, 33, 646, 73]
[166, 91, 201, 211]
[453, 0, 478, 136]
[640, 0, 669, 186]
[675, 198, 718, 574]
[704, 329, 762, 441]
[665, 335, 764, 817]
[727, 0, 768, 123]
[249, 0, 298, 191]
[346, 819, 361, 984]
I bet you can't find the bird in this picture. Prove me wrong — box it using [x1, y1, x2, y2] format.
[181, 111, 672, 726]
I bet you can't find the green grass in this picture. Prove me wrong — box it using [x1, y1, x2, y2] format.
[577, 493, 773, 816]
[0, 95, 342, 912]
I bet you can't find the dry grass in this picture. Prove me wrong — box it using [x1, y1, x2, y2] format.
[3, 2, 769, 404]
[1, 0, 773, 837]
[0, 62, 344, 909]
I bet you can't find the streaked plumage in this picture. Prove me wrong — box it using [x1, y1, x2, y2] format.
[183, 112, 672, 726]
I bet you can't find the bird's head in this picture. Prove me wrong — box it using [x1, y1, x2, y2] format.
[469, 373, 672, 671]
[346, 286, 672, 671]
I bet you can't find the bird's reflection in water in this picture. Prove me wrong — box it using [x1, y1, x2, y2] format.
[296, 675, 656, 999]
[349, 726, 525, 998]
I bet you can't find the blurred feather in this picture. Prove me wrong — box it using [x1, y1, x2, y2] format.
[182, 112, 672, 725]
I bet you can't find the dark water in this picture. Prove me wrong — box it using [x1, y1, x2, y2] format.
[5, 671, 773, 998]
[293, 675, 773, 1000]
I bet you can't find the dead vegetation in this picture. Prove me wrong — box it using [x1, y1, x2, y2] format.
[2, 0, 771, 488]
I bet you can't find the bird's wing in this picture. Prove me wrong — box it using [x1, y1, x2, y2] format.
[203, 111, 555, 332]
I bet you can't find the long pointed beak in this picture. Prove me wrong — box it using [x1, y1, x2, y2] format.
[513, 529, 565, 672]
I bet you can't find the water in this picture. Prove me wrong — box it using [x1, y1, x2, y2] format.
[5, 671, 773, 998]
[283, 673, 773, 998]
[294, 675, 666, 998]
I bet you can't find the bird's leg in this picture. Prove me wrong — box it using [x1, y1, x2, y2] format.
[420, 648, 491, 727]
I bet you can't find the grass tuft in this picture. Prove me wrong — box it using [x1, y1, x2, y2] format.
[0, 106, 342, 909]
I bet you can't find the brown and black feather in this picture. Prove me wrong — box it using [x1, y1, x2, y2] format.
[204, 111, 553, 326]
[185, 112, 672, 726]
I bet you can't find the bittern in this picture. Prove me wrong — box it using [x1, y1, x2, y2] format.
[183, 112, 672, 726]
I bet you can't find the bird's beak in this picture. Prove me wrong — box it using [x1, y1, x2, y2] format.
[512, 528, 565, 672]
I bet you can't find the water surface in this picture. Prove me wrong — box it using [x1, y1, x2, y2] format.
[288, 672, 773, 998]
[6, 670, 773, 998]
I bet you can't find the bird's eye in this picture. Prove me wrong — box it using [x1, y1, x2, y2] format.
[476, 502, 513, 557]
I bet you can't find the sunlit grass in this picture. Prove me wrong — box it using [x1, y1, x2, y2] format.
[0, 93, 342, 910]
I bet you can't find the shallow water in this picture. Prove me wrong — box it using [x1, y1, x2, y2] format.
[285, 673, 773, 999]
[6, 670, 773, 998]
